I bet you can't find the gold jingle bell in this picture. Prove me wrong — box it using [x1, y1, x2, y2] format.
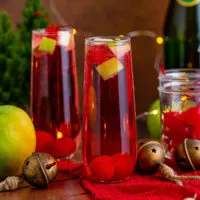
[136, 140, 165, 175]
[175, 138, 200, 172]
[22, 152, 58, 188]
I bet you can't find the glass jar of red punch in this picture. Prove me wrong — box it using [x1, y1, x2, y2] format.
[158, 69, 200, 158]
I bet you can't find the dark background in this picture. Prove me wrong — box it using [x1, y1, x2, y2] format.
[0, 0, 169, 115]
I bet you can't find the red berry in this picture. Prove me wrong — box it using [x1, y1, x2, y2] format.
[163, 111, 180, 128]
[163, 111, 193, 138]
[45, 26, 59, 33]
[89, 155, 115, 180]
[180, 106, 200, 126]
[36, 131, 53, 152]
[49, 137, 76, 157]
[112, 153, 134, 177]
[45, 26, 59, 40]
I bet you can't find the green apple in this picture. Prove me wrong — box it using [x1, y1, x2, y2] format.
[146, 99, 161, 139]
[0, 105, 36, 178]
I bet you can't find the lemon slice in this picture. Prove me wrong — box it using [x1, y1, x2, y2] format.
[96, 57, 124, 80]
[39, 37, 56, 53]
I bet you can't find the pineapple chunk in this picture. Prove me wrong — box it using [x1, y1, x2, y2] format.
[96, 57, 124, 80]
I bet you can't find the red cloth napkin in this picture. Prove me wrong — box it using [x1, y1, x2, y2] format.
[58, 158, 200, 199]
[81, 173, 200, 200]
[81, 158, 200, 200]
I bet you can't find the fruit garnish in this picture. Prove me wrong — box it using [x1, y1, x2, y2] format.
[89, 155, 115, 180]
[39, 37, 56, 53]
[87, 44, 115, 66]
[180, 106, 200, 126]
[45, 26, 59, 34]
[96, 57, 124, 80]
[48, 137, 76, 157]
[34, 11, 86, 52]
[34, 11, 86, 38]
[112, 153, 134, 177]
[163, 111, 194, 138]
[160, 65, 166, 75]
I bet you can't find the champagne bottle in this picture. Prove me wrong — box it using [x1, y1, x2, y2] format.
[164, 0, 200, 69]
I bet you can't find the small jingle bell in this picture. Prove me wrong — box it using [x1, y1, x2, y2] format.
[136, 140, 165, 175]
[175, 138, 200, 172]
[22, 152, 58, 188]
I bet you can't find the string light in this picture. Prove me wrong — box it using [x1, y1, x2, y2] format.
[56, 131, 63, 139]
[156, 37, 163, 45]
[73, 28, 77, 35]
[152, 109, 159, 115]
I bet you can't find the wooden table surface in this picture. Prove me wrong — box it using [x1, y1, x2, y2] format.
[0, 174, 92, 200]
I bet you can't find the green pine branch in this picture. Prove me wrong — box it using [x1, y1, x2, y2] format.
[0, 0, 49, 108]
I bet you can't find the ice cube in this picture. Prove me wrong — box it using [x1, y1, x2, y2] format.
[58, 31, 71, 47]
[109, 43, 131, 58]
[96, 57, 124, 80]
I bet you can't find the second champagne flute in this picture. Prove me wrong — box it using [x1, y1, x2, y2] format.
[31, 28, 80, 165]
[82, 36, 137, 182]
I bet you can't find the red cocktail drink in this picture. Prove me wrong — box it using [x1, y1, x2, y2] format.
[159, 69, 200, 157]
[31, 29, 80, 159]
[82, 36, 137, 182]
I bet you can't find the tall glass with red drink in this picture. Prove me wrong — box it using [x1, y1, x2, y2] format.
[82, 36, 137, 182]
[31, 28, 80, 161]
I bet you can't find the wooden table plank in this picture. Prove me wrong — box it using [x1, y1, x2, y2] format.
[0, 178, 91, 200]
[67, 194, 92, 200]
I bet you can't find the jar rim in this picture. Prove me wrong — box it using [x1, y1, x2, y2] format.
[158, 69, 200, 81]
[158, 69, 200, 95]
[158, 87, 200, 95]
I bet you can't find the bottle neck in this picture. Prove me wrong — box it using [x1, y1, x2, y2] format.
[175, 0, 200, 7]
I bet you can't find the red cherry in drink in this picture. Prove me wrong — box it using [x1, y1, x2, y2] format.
[36, 131, 53, 152]
[180, 106, 200, 126]
[34, 12, 86, 40]
[163, 111, 180, 128]
[163, 111, 193, 139]
[89, 155, 115, 180]
[112, 153, 134, 177]
[45, 26, 59, 33]
[44, 26, 59, 40]
[48, 137, 76, 157]
[34, 12, 58, 39]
